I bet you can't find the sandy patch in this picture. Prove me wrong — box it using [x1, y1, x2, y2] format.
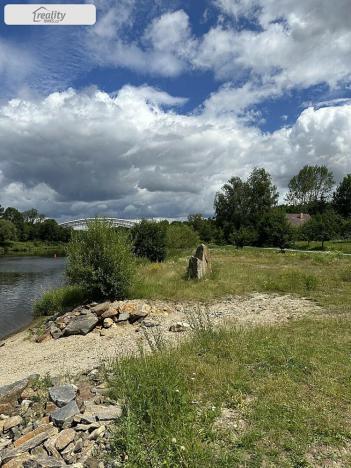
[0, 294, 322, 387]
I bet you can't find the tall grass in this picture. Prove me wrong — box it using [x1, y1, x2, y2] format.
[33, 285, 87, 316]
[108, 317, 351, 466]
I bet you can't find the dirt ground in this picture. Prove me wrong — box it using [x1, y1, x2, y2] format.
[0, 293, 322, 387]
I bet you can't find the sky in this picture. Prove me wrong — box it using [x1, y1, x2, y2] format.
[0, 0, 351, 221]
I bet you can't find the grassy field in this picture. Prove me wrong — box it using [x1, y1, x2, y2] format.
[293, 240, 351, 254]
[0, 240, 67, 256]
[132, 246, 351, 313]
[105, 247, 351, 466]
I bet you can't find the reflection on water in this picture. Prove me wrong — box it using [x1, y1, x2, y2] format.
[0, 257, 66, 340]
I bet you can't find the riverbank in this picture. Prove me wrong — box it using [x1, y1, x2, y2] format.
[0, 241, 67, 257]
[0, 294, 321, 387]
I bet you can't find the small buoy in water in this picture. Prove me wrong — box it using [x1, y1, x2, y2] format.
[54, 253, 57, 258]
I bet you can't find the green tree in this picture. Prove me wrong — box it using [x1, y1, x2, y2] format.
[166, 224, 200, 250]
[0, 219, 17, 243]
[333, 174, 351, 218]
[286, 165, 335, 209]
[258, 210, 294, 251]
[66, 219, 135, 300]
[229, 227, 257, 249]
[188, 214, 221, 243]
[3, 207, 24, 239]
[22, 208, 45, 224]
[302, 211, 340, 249]
[131, 220, 167, 262]
[215, 168, 278, 240]
[0, 204, 4, 217]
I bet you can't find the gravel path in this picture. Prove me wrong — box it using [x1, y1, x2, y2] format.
[0, 294, 322, 387]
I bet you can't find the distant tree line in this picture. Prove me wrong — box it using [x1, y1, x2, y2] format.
[0, 206, 71, 244]
[186, 166, 351, 250]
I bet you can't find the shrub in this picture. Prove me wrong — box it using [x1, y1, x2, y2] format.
[131, 220, 167, 262]
[166, 224, 200, 250]
[34, 285, 87, 317]
[66, 219, 135, 300]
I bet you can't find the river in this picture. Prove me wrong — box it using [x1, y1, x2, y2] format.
[0, 257, 66, 340]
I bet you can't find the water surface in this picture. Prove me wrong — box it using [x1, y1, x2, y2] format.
[0, 257, 66, 340]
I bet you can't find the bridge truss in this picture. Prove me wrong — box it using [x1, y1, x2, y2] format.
[59, 218, 138, 230]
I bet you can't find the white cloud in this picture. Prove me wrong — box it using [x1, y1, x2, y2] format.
[0, 86, 350, 220]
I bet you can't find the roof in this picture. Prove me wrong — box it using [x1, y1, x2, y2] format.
[286, 213, 311, 226]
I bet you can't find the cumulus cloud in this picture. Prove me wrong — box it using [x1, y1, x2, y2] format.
[0, 86, 350, 221]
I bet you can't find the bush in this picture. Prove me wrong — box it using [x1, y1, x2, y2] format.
[131, 220, 167, 262]
[34, 285, 87, 317]
[66, 219, 135, 300]
[166, 224, 200, 250]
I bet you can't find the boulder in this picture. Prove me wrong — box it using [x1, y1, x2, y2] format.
[90, 302, 110, 316]
[3, 415, 23, 432]
[187, 244, 211, 279]
[49, 384, 77, 408]
[116, 312, 129, 323]
[63, 313, 98, 336]
[101, 307, 118, 319]
[83, 403, 122, 421]
[51, 400, 80, 427]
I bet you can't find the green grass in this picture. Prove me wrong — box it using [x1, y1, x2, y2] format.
[33, 284, 88, 316]
[108, 317, 351, 467]
[132, 246, 351, 313]
[293, 240, 351, 254]
[0, 240, 67, 256]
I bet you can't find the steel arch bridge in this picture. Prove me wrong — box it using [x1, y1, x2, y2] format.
[59, 217, 139, 230]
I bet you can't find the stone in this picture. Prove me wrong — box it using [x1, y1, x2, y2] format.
[14, 424, 58, 448]
[30, 456, 67, 467]
[55, 428, 76, 451]
[0, 403, 14, 415]
[75, 422, 100, 432]
[30, 445, 48, 458]
[3, 415, 23, 431]
[44, 435, 63, 461]
[50, 325, 63, 340]
[49, 384, 77, 408]
[116, 312, 129, 323]
[20, 387, 36, 400]
[36, 332, 52, 343]
[103, 318, 114, 329]
[90, 302, 110, 316]
[51, 400, 80, 427]
[2, 452, 32, 467]
[2, 426, 58, 463]
[63, 313, 99, 336]
[0, 375, 38, 404]
[101, 308, 118, 319]
[169, 322, 191, 333]
[83, 403, 122, 421]
[46, 402, 58, 414]
[187, 244, 211, 279]
[88, 425, 105, 440]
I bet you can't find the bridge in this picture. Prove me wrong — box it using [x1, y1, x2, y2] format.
[59, 218, 139, 230]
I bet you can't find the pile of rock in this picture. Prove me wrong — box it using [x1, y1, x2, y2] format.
[38, 300, 153, 342]
[0, 372, 121, 467]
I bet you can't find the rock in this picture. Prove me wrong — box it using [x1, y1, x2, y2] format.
[0, 375, 39, 404]
[2, 425, 58, 463]
[103, 318, 114, 329]
[44, 435, 63, 461]
[187, 244, 211, 279]
[90, 302, 110, 317]
[49, 384, 77, 408]
[50, 325, 63, 340]
[101, 308, 118, 319]
[0, 403, 14, 415]
[36, 332, 52, 343]
[3, 415, 23, 431]
[29, 456, 67, 467]
[63, 313, 99, 336]
[51, 400, 80, 427]
[75, 422, 100, 432]
[0, 341, 5, 347]
[88, 425, 105, 440]
[116, 312, 129, 323]
[46, 402, 58, 414]
[169, 322, 190, 332]
[30, 445, 48, 458]
[2, 452, 32, 467]
[55, 428, 76, 451]
[83, 403, 122, 421]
